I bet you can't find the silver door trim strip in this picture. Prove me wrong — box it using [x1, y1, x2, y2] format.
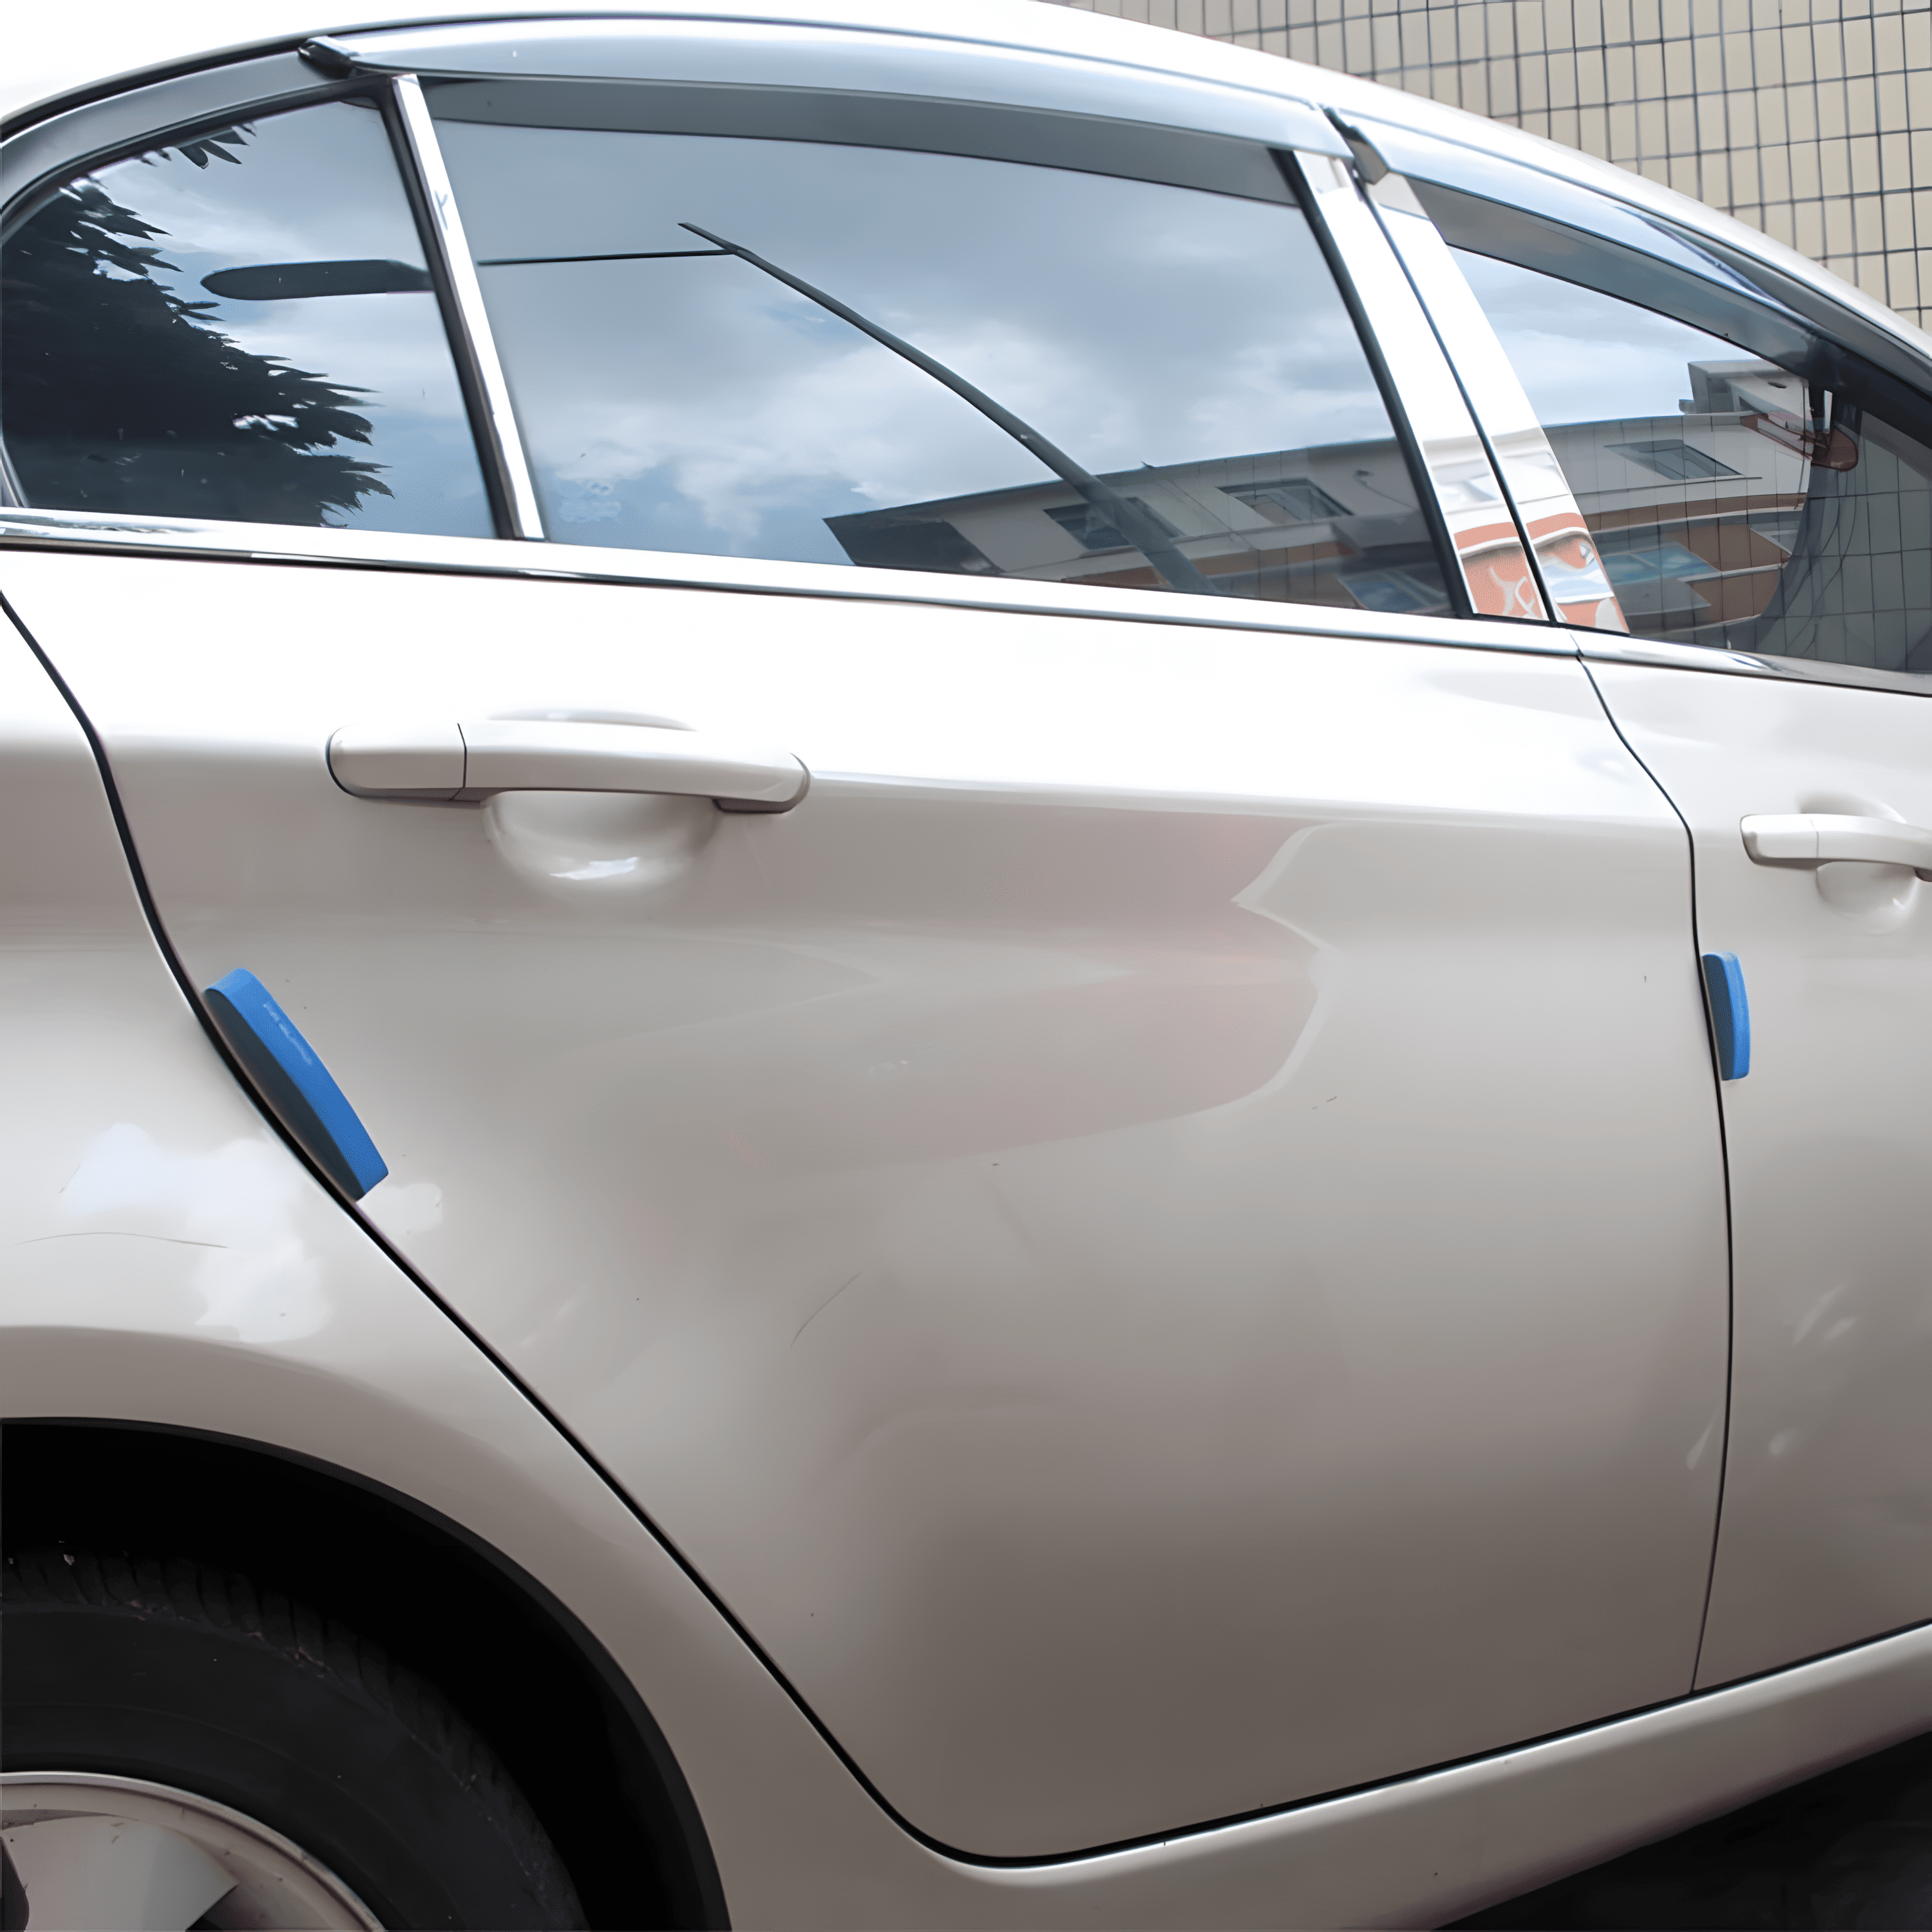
[1296, 149, 1551, 625]
[0, 506, 1577, 657]
[388, 73, 545, 541]
[1367, 171, 1629, 638]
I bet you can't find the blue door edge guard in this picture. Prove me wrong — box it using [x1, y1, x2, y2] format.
[1700, 950, 1752, 1082]
[204, 968, 390, 1199]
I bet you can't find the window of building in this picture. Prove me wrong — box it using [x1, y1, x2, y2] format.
[1227, 478, 1352, 524]
[1044, 500, 1179, 554]
[1610, 441, 1740, 484]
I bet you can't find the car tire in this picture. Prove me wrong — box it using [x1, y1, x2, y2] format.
[1, 1549, 583, 1929]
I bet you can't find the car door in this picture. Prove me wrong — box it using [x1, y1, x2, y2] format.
[1394, 131, 1932, 1689]
[1, 22, 1728, 1857]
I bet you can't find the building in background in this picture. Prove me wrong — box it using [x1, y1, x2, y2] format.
[1066, 0, 1932, 329]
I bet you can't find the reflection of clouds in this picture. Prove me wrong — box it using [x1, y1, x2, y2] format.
[525, 302, 1047, 540]
[104, 102, 422, 266]
[450, 124, 1397, 558]
[1457, 251, 1734, 428]
[205, 297, 465, 410]
[59, 1124, 329, 1343]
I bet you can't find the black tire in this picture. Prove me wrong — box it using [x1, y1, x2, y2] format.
[1, 1549, 583, 1929]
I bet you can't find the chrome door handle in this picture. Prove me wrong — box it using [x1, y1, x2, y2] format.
[1741, 813, 1932, 879]
[328, 719, 810, 813]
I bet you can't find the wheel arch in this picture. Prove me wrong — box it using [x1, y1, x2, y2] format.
[1, 1414, 727, 1930]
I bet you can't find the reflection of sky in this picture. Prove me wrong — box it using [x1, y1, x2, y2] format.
[89, 102, 488, 536]
[1455, 250, 1738, 429]
[439, 123, 1401, 562]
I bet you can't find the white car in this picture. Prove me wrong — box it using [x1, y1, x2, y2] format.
[4, 3, 1929, 1926]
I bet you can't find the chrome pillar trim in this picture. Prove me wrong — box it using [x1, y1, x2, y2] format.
[388, 73, 545, 541]
[1297, 151, 1549, 624]
[1369, 173, 1630, 636]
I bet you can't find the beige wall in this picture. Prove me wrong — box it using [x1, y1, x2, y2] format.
[1066, 0, 1932, 327]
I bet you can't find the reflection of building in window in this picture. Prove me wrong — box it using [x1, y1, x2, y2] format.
[1044, 499, 1180, 553]
[1610, 439, 1741, 484]
[822, 343, 1927, 664]
[826, 442, 1449, 611]
[1546, 358, 1824, 641]
[828, 515, 997, 575]
[1227, 477, 1351, 524]
[826, 345, 1926, 652]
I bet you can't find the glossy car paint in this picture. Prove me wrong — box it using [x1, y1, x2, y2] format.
[12, 587, 1929, 1930]
[1585, 654, 1932, 1690]
[5, 538, 1728, 1854]
[8, 0, 1932, 1920]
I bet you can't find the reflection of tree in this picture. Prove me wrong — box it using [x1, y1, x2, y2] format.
[2, 132, 390, 524]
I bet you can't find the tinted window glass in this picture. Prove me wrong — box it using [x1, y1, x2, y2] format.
[1456, 244, 1932, 675]
[1, 102, 489, 535]
[435, 104, 1449, 609]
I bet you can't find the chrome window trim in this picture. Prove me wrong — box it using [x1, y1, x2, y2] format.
[1294, 151, 1548, 624]
[388, 74, 544, 540]
[1367, 173, 1622, 634]
[0, 507, 1578, 658]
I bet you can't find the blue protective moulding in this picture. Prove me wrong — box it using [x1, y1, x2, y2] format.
[204, 969, 390, 1198]
[1700, 951, 1752, 1081]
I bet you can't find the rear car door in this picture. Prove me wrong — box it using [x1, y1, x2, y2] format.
[1387, 123, 1932, 1689]
[1, 23, 1728, 1857]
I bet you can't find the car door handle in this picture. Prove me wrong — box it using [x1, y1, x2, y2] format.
[328, 719, 810, 812]
[1741, 813, 1932, 878]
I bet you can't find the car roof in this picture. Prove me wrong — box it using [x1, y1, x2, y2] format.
[10, 0, 1931, 364]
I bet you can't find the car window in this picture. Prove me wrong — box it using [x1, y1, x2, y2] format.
[1, 100, 490, 536]
[1450, 237, 1932, 676]
[432, 96, 1452, 611]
